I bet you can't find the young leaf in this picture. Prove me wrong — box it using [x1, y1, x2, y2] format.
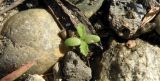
[84, 35, 100, 44]
[76, 23, 86, 39]
[80, 41, 89, 57]
[65, 37, 81, 46]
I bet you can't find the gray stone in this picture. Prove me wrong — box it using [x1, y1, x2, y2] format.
[109, 0, 148, 39]
[0, 9, 63, 77]
[25, 74, 45, 81]
[66, 0, 104, 18]
[62, 51, 92, 81]
[97, 39, 160, 81]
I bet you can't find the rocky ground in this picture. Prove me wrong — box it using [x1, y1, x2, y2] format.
[1, 0, 160, 81]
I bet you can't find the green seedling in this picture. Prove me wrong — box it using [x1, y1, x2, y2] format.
[64, 23, 100, 56]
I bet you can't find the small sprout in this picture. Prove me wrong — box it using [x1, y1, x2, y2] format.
[80, 41, 89, 57]
[84, 35, 100, 44]
[64, 37, 81, 46]
[64, 23, 100, 57]
[76, 23, 86, 39]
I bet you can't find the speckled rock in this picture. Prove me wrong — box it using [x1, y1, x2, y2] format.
[66, 0, 104, 18]
[62, 51, 92, 81]
[109, 0, 148, 39]
[97, 39, 160, 81]
[25, 74, 45, 81]
[0, 9, 63, 77]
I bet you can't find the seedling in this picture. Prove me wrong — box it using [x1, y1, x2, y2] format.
[64, 23, 100, 56]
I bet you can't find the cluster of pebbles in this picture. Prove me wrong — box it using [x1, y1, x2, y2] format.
[0, 0, 160, 81]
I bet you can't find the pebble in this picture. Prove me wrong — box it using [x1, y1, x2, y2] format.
[0, 9, 63, 78]
[62, 51, 92, 81]
[97, 39, 160, 81]
[25, 74, 45, 81]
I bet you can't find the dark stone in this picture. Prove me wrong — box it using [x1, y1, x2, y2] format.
[66, 0, 104, 18]
[62, 51, 92, 81]
[109, 0, 148, 39]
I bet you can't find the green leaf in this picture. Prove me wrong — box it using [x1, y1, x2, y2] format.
[80, 41, 89, 57]
[65, 37, 81, 46]
[84, 35, 100, 44]
[76, 23, 86, 39]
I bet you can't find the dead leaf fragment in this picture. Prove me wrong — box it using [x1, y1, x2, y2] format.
[141, 6, 160, 27]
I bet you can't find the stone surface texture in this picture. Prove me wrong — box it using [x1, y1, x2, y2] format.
[66, 0, 104, 18]
[109, 0, 147, 39]
[97, 39, 160, 81]
[0, 9, 62, 77]
[62, 51, 92, 81]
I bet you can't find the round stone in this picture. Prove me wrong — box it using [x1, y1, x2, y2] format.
[0, 9, 63, 77]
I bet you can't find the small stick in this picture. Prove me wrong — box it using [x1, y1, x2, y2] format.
[0, 0, 4, 5]
[43, 0, 65, 30]
[0, 61, 36, 81]
[0, 0, 25, 15]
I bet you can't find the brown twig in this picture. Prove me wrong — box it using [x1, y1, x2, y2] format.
[0, 61, 35, 81]
[141, 2, 160, 27]
[55, 0, 96, 34]
[43, 0, 65, 30]
[0, 0, 25, 15]
[54, 0, 79, 26]
[62, 0, 96, 34]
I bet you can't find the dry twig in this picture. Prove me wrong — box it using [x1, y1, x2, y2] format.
[0, 0, 25, 15]
[0, 61, 35, 81]
[141, 6, 160, 27]
[141, 0, 160, 27]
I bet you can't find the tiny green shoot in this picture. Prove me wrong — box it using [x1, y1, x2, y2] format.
[64, 23, 100, 57]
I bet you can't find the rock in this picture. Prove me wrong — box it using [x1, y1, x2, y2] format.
[0, 9, 63, 78]
[66, 0, 104, 18]
[97, 39, 160, 81]
[109, 0, 148, 39]
[25, 74, 45, 81]
[62, 51, 92, 81]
